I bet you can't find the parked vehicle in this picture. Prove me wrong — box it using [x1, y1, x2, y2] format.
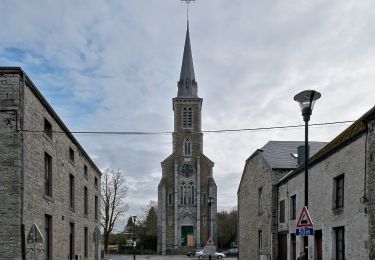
[195, 245, 226, 259]
[186, 248, 202, 257]
[222, 248, 238, 257]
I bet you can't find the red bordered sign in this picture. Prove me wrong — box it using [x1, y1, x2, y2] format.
[296, 206, 313, 228]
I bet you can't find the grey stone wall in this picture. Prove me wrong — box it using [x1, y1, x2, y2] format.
[0, 69, 101, 260]
[22, 82, 101, 260]
[366, 119, 375, 259]
[0, 72, 23, 260]
[278, 135, 368, 259]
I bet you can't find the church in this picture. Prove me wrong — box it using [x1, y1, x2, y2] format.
[157, 23, 217, 254]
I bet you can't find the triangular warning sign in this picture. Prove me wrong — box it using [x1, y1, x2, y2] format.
[296, 206, 313, 228]
[27, 224, 44, 244]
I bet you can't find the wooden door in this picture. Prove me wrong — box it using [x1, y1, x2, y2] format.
[278, 233, 288, 260]
[315, 230, 322, 260]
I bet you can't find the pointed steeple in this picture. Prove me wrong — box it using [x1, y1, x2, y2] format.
[177, 23, 198, 97]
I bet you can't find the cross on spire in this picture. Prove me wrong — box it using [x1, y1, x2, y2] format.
[181, 0, 195, 23]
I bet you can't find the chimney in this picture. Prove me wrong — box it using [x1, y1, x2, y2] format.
[297, 145, 310, 166]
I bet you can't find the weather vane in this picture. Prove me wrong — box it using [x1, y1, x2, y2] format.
[181, 0, 195, 23]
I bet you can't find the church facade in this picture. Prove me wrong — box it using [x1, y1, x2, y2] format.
[157, 25, 217, 254]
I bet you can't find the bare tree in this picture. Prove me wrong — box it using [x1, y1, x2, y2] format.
[101, 169, 128, 251]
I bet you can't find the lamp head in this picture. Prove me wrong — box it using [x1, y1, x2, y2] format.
[294, 90, 321, 121]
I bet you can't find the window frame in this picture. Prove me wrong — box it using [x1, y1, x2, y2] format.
[44, 152, 52, 197]
[258, 187, 263, 214]
[69, 174, 75, 211]
[44, 214, 52, 260]
[258, 229, 263, 253]
[279, 199, 285, 223]
[182, 107, 193, 128]
[334, 226, 345, 260]
[44, 118, 52, 139]
[290, 195, 297, 220]
[333, 174, 345, 210]
[84, 186, 88, 215]
[69, 147, 75, 163]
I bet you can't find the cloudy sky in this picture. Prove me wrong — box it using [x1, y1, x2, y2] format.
[1, 0, 375, 229]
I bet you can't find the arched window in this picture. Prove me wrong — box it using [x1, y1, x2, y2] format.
[184, 137, 192, 156]
[189, 182, 195, 205]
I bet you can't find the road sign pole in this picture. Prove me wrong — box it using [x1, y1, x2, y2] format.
[32, 224, 36, 260]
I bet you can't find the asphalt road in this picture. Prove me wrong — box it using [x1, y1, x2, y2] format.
[105, 255, 237, 260]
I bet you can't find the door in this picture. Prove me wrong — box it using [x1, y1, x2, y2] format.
[315, 230, 322, 260]
[291, 234, 296, 260]
[69, 223, 75, 260]
[278, 233, 288, 260]
[181, 226, 194, 246]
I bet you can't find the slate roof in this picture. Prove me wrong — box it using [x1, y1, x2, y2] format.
[261, 141, 327, 169]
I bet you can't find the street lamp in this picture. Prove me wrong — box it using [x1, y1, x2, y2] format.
[132, 215, 137, 260]
[207, 196, 215, 260]
[294, 89, 321, 258]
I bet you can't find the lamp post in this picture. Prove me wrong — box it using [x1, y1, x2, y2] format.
[294, 90, 321, 258]
[207, 196, 215, 260]
[132, 215, 137, 260]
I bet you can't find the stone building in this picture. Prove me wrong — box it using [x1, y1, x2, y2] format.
[237, 141, 326, 260]
[277, 106, 375, 260]
[158, 25, 217, 254]
[0, 67, 101, 260]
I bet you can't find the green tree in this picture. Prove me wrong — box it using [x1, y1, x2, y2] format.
[217, 208, 237, 250]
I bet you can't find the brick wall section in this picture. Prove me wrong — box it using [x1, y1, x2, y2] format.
[0, 73, 23, 260]
[366, 119, 375, 259]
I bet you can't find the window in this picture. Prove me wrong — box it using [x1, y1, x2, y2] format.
[84, 165, 88, 179]
[44, 152, 52, 196]
[334, 227, 345, 260]
[69, 223, 75, 260]
[258, 229, 263, 252]
[95, 177, 98, 189]
[69, 174, 75, 210]
[184, 137, 192, 155]
[95, 195, 98, 220]
[279, 200, 285, 223]
[258, 187, 263, 213]
[183, 107, 193, 128]
[44, 214, 52, 260]
[180, 183, 187, 205]
[333, 175, 344, 209]
[187, 183, 195, 205]
[44, 119, 52, 139]
[168, 192, 173, 206]
[290, 195, 296, 220]
[84, 227, 88, 258]
[69, 147, 74, 162]
[202, 216, 207, 225]
[84, 186, 88, 215]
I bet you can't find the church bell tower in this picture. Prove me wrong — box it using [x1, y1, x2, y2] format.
[157, 23, 217, 254]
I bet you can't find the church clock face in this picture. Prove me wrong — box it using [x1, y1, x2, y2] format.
[180, 163, 195, 178]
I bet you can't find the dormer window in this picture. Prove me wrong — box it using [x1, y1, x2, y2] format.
[183, 107, 193, 128]
[184, 137, 192, 156]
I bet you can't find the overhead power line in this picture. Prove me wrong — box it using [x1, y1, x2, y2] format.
[17, 120, 355, 136]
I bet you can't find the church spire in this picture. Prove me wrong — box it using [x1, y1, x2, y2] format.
[177, 22, 198, 97]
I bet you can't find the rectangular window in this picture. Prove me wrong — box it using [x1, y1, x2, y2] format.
[69, 147, 74, 162]
[69, 223, 75, 260]
[44, 118, 52, 139]
[279, 200, 285, 223]
[84, 186, 88, 215]
[95, 195, 98, 220]
[290, 195, 296, 220]
[95, 177, 98, 189]
[258, 229, 263, 252]
[44, 214, 52, 260]
[84, 227, 88, 258]
[44, 152, 52, 196]
[70, 174, 75, 210]
[168, 192, 173, 206]
[334, 227, 345, 260]
[84, 165, 88, 178]
[333, 175, 344, 209]
[258, 187, 263, 213]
